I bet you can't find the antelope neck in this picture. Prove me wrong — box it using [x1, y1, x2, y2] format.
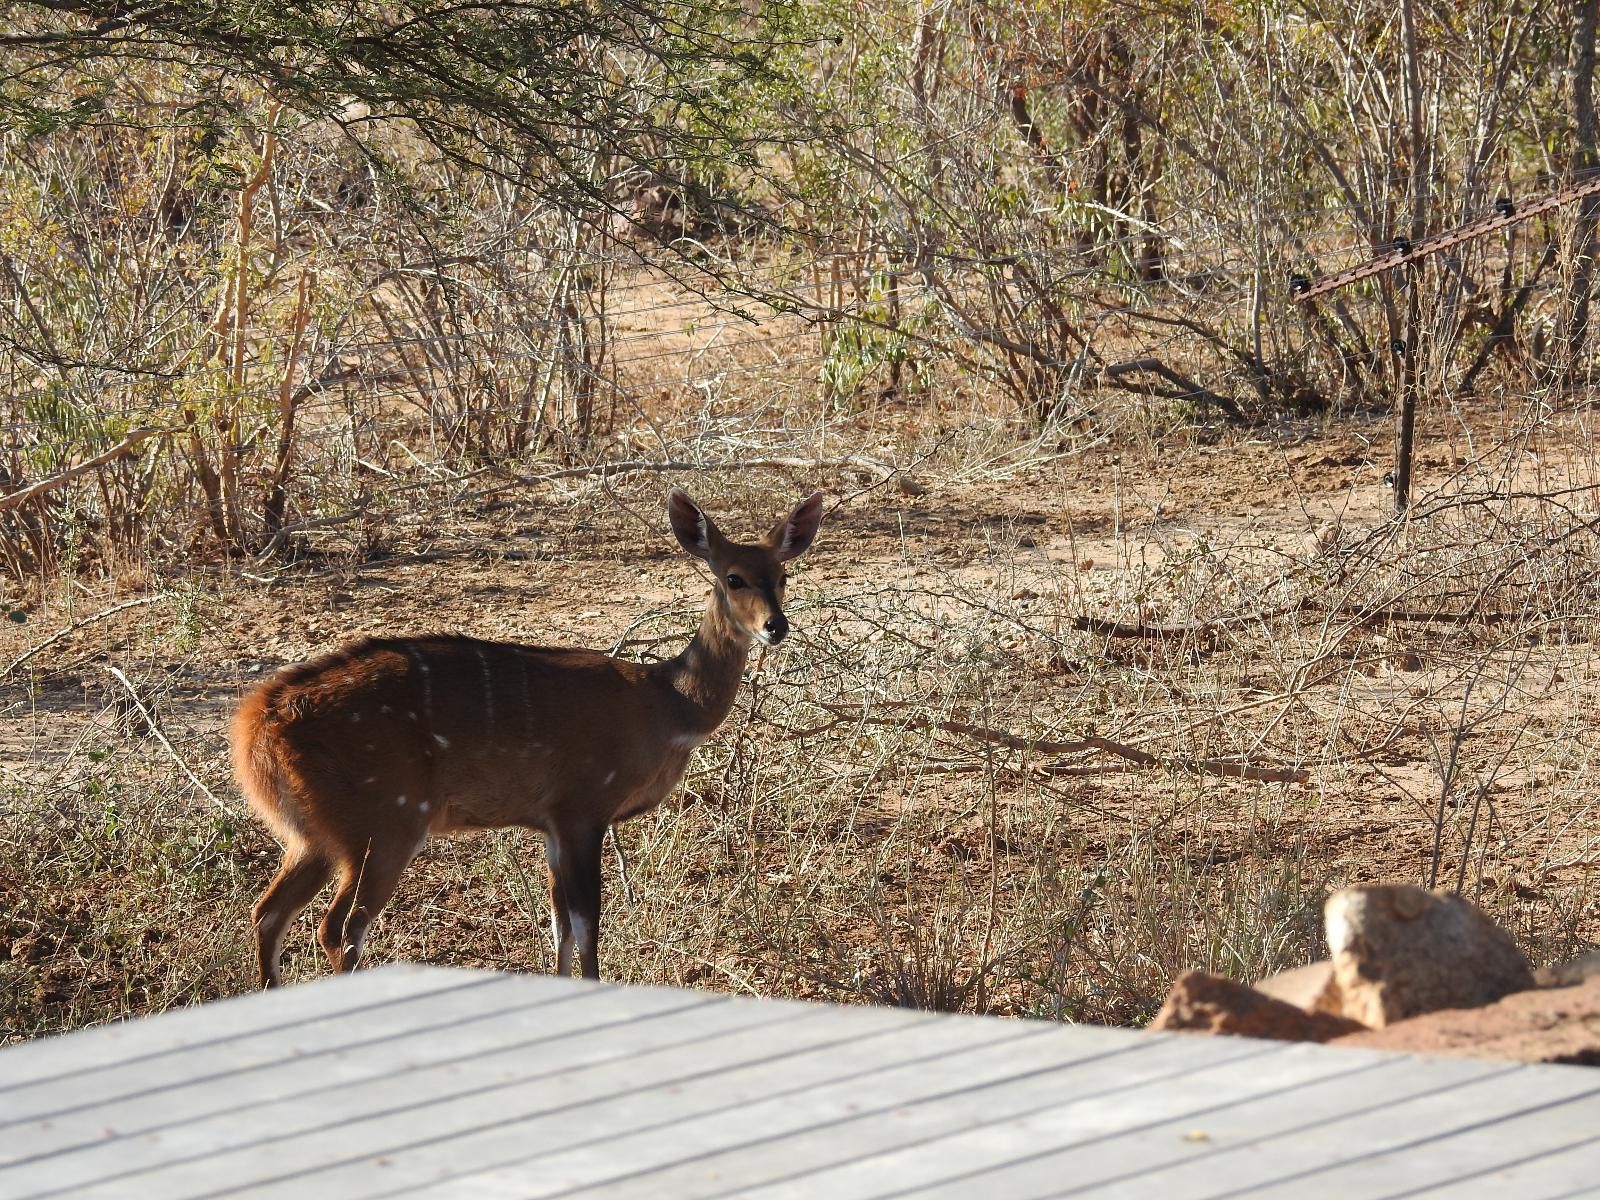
[658, 587, 753, 732]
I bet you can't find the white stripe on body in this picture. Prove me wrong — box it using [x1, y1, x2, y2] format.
[476, 645, 494, 736]
[412, 652, 434, 728]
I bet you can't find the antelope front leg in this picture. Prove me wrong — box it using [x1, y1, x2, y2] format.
[548, 824, 605, 980]
[545, 834, 575, 975]
[552, 898, 575, 977]
[575, 827, 605, 980]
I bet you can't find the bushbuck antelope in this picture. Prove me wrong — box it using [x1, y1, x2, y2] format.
[232, 489, 825, 985]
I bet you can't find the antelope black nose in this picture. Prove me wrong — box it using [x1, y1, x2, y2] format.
[763, 614, 789, 644]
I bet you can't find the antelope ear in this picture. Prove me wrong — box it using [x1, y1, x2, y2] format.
[768, 491, 825, 561]
[668, 489, 718, 559]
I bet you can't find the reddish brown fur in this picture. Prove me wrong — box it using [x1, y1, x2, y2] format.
[233, 490, 824, 985]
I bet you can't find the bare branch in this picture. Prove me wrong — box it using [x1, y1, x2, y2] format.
[0, 427, 173, 514]
[815, 703, 1309, 785]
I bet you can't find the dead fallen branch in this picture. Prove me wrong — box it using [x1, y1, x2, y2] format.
[809, 703, 1309, 784]
[1098, 359, 1245, 421]
[1071, 614, 1222, 639]
[0, 595, 164, 681]
[476, 454, 896, 498]
[1069, 599, 1308, 643]
[1072, 596, 1530, 643]
[253, 498, 372, 561]
[1069, 613, 1257, 641]
[1074, 734, 1306, 783]
[1333, 604, 1536, 627]
[0, 427, 173, 513]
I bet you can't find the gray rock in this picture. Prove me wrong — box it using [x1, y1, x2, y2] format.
[1324, 884, 1533, 1027]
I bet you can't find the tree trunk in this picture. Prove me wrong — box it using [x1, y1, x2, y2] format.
[1563, 0, 1599, 380]
[1393, 0, 1428, 513]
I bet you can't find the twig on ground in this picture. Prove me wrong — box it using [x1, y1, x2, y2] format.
[1073, 595, 1532, 642]
[254, 498, 372, 561]
[103, 666, 235, 816]
[808, 703, 1309, 784]
[1, 596, 164, 680]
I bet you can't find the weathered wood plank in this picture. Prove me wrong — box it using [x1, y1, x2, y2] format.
[817, 1045, 1515, 1199]
[0, 964, 492, 1088]
[1228, 1079, 1600, 1200]
[382, 1025, 1271, 1198]
[1083, 1058, 1600, 1199]
[0, 981, 752, 1198]
[102, 1003, 1053, 1199]
[0, 975, 708, 1169]
[723, 1040, 1423, 1199]
[3, 966, 1594, 1200]
[1, 973, 532, 1138]
[1388, 1133, 1600, 1200]
[6, 987, 930, 1198]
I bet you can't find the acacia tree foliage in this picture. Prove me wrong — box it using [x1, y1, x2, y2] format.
[1, 0, 798, 204]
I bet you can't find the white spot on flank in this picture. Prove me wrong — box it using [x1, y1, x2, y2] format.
[434, 734, 450, 748]
[350, 712, 362, 723]
[419, 801, 430, 813]
[364, 743, 375, 751]
[364, 776, 376, 784]
[409, 711, 419, 721]
[602, 770, 616, 786]
[396, 794, 407, 806]
[380, 704, 392, 713]
[414, 654, 434, 722]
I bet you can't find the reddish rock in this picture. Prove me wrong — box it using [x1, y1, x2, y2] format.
[1150, 970, 1367, 1043]
[1253, 960, 1341, 1012]
[1324, 885, 1533, 1026]
[1333, 975, 1600, 1066]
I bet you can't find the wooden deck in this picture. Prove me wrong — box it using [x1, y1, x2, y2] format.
[2, 964, 1597, 1198]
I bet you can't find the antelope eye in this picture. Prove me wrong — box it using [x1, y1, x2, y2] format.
[725, 573, 747, 590]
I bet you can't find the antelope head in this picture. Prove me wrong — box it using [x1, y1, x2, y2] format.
[668, 489, 825, 646]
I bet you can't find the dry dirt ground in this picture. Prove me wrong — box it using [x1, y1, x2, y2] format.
[3, 397, 1597, 1040]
